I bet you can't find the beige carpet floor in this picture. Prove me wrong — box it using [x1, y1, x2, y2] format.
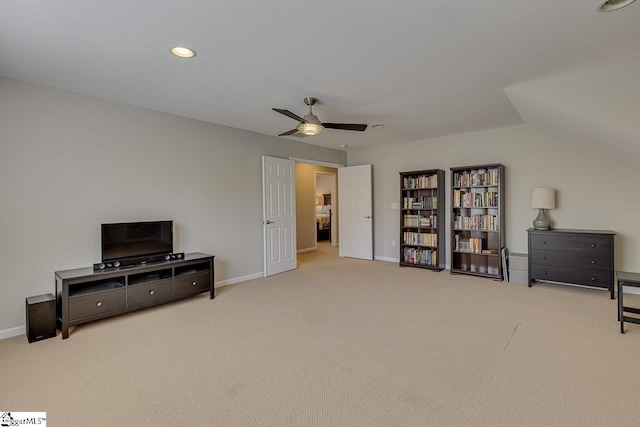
[2, 242, 640, 426]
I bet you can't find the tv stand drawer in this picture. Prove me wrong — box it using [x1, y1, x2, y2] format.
[128, 279, 173, 308]
[175, 272, 211, 296]
[69, 288, 126, 321]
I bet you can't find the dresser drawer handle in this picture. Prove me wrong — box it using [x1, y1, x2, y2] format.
[96, 301, 103, 307]
[542, 241, 547, 245]
[591, 277, 596, 281]
[149, 290, 155, 295]
[543, 256, 547, 260]
[191, 281, 197, 286]
[591, 244, 596, 248]
[591, 260, 595, 264]
[542, 271, 547, 275]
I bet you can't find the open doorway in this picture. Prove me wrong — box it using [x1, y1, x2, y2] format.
[293, 162, 339, 254]
[315, 171, 337, 246]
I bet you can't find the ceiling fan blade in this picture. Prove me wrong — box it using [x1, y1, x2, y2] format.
[278, 129, 299, 136]
[322, 123, 368, 132]
[272, 108, 307, 123]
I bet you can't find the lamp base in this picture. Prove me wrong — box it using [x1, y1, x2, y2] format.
[533, 208, 552, 230]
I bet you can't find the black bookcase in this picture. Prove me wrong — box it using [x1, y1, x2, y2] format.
[399, 169, 445, 271]
[450, 163, 505, 279]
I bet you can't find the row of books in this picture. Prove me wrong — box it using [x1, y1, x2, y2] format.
[403, 174, 438, 189]
[403, 214, 438, 228]
[403, 232, 437, 247]
[453, 168, 499, 188]
[454, 236, 483, 253]
[402, 248, 438, 266]
[452, 190, 499, 208]
[453, 214, 498, 231]
[402, 196, 438, 209]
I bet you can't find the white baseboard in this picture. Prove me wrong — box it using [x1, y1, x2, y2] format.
[0, 325, 25, 340]
[297, 247, 316, 254]
[625, 286, 640, 295]
[215, 272, 264, 287]
[374, 256, 399, 263]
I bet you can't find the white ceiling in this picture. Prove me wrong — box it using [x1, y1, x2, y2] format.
[1, 0, 640, 151]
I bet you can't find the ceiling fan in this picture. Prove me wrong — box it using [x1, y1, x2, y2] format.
[273, 97, 367, 137]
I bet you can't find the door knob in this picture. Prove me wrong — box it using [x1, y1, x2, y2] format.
[265, 220, 274, 224]
[364, 216, 372, 219]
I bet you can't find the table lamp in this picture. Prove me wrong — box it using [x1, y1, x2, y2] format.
[530, 187, 556, 230]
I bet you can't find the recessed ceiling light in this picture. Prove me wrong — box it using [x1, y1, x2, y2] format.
[597, 0, 636, 11]
[371, 124, 384, 129]
[170, 46, 197, 58]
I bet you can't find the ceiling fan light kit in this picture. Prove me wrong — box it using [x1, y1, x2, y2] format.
[297, 122, 324, 136]
[273, 97, 368, 137]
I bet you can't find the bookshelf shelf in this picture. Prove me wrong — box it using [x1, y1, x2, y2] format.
[450, 163, 505, 280]
[399, 169, 445, 271]
[453, 229, 499, 233]
[452, 251, 500, 257]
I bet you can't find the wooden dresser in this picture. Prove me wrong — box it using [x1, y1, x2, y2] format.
[527, 228, 615, 299]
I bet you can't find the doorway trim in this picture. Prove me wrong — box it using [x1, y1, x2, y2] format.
[289, 157, 344, 169]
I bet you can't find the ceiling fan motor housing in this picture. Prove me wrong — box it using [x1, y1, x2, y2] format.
[303, 97, 318, 106]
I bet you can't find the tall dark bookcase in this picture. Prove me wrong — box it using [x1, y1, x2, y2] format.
[450, 163, 505, 279]
[399, 169, 445, 271]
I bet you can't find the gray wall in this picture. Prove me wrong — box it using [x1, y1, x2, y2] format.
[0, 77, 346, 333]
[348, 124, 638, 271]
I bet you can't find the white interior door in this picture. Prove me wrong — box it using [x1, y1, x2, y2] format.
[262, 156, 297, 276]
[338, 164, 373, 260]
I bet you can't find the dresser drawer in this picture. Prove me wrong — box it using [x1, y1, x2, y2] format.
[530, 249, 610, 271]
[69, 288, 126, 320]
[530, 264, 610, 288]
[175, 272, 211, 296]
[128, 278, 173, 308]
[529, 234, 610, 254]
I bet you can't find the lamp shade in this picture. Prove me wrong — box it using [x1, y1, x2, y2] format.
[530, 187, 556, 209]
[297, 122, 324, 136]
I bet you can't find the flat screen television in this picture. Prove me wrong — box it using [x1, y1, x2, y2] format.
[101, 220, 173, 262]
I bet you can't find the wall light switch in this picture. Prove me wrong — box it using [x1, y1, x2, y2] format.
[392, 240, 397, 247]
[391, 202, 400, 209]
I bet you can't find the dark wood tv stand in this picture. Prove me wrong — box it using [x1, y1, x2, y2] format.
[55, 252, 214, 339]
